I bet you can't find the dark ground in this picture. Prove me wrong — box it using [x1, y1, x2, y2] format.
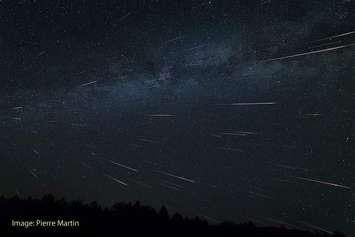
[0, 195, 347, 236]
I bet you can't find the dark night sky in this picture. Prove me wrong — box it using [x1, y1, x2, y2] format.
[0, 0, 354, 235]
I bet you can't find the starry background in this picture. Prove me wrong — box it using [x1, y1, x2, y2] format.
[0, 0, 354, 235]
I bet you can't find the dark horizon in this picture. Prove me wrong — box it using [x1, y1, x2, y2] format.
[0, 193, 347, 236]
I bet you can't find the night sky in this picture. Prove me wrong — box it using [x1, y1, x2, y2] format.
[0, 0, 354, 235]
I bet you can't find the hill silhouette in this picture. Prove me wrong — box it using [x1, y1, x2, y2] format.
[0, 194, 346, 237]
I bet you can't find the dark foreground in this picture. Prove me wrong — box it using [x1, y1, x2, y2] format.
[0, 195, 346, 237]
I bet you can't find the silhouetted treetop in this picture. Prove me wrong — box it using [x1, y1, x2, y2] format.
[0, 194, 347, 237]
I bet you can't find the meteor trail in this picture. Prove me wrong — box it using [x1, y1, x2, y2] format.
[160, 183, 181, 191]
[29, 170, 39, 179]
[138, 138, 158, 144]
[108, 160, 138, 173]
[210, 134, 223, 138]
[71, 123, 86, 127]
[218, 102, 277, 106]
[312, 30, 355, 42]
[162, 36, 184, 45]
[267, 218, 299, 229]
[220, 132, 248, 136]
[162, 181, 184, 189]
[219, 131, 258, 136]
[217, 147, 245, 153]
[303, 113, 322, 117]
[263, 43, 355, 62]
[79, 80, 97, 87]
[155, 170, 196, 184]
[104, 174, 128, 187]
[201, 215, 221, 224]
[249, 191, 274, 200]
[32, 149, 40, 157]
[117, 12, 131, 23]
[184, 43, 209, 52]
[269, 163, 309, 172]
[147, 114, 176, 118]
[299, 221, 333, 234]
[293, 176, 351, 190]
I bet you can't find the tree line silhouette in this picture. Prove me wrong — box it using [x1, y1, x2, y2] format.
[0, 194, 346, 236]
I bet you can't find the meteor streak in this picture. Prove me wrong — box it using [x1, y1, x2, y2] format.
[117, 12, 131, 23]
[147, 114, 176, 118]
[293, 176, 351, 190]
[32, 149, 40, 157]
[104, 174, 128, 187]
[299, 221, 333, 234]
[267, 218, 299, 229]
[160, 183, 181, 191]
[219, 131, 258, 136]
[108, 160, 138, 173]
[79, 80, 97, 87]
[217, 147, 245, 153]
[312, 30, 355, 42]
[29, 170, 38, 179]
[155, 170, 196, 183]
[303, 113, 322, 117]
[263, 43, 355, 62]
[162, 36, 184, 45]
[218, 102, 277, 106]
